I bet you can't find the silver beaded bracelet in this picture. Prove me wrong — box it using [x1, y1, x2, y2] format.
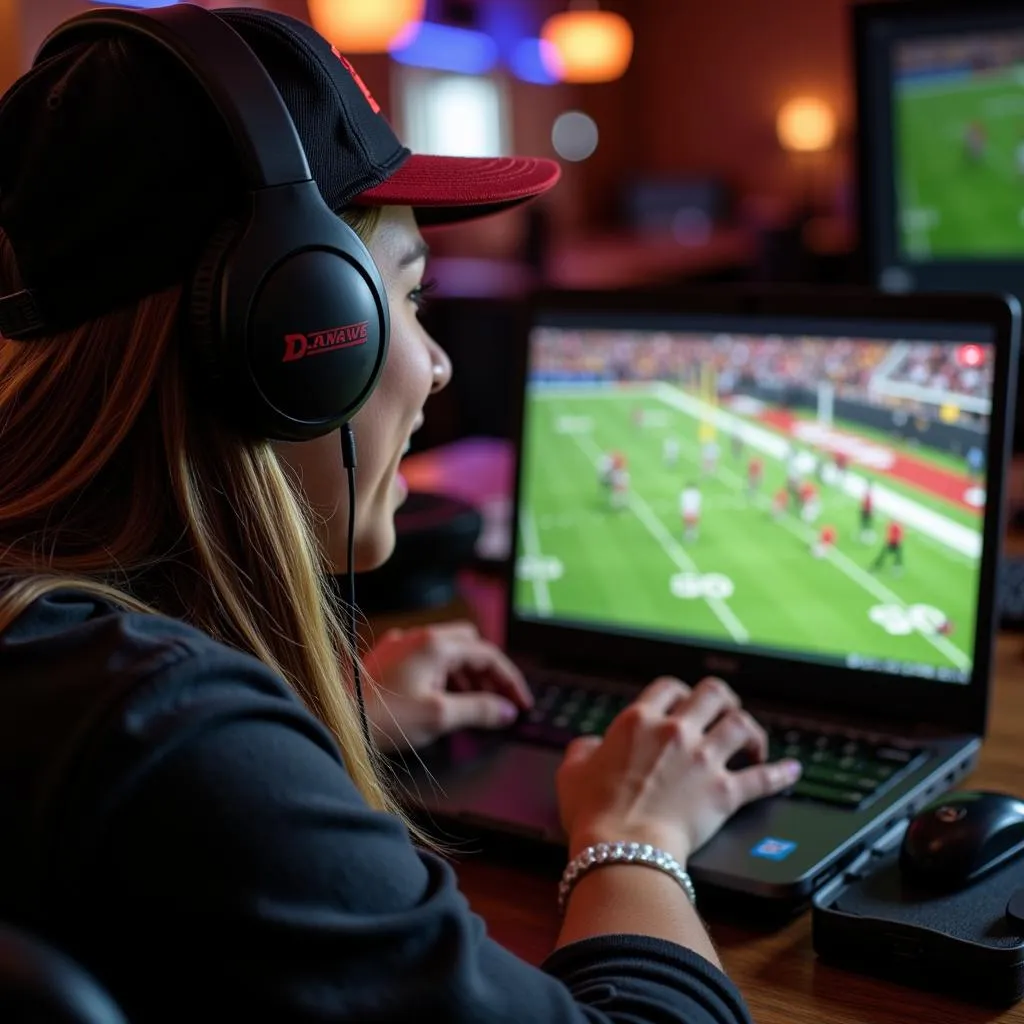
[558, 840, 697, 915]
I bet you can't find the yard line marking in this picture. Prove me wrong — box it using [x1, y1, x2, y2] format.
[519, 508, 553, 616]
[569, 431, 749, 643]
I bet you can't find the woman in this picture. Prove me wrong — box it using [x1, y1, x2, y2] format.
[0, 8, 800, 1023]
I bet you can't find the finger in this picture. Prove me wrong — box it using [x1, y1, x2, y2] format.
[439, 638, 533, 709]
[474, 645, 533, 707]
[437, 691, 520, 733]
[672, 677, 740, 731]
[632, 676, 692, 715]
[703, 708, 768, 765]
[731, 757, 803, 808]
[562, 733, 602, 768]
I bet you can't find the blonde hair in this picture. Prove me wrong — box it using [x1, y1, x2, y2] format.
[0, 205, 427, 838]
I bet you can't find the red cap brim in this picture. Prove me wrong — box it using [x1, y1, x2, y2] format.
[353, 154, 561, 226]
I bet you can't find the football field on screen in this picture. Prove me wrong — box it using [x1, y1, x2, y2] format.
[895, 68, 1024, 257]
[514, 387, 981, 674]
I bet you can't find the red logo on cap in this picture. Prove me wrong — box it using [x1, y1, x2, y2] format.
[330, 46, 381, 115]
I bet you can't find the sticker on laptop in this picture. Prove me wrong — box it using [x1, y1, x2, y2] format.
[751, 837, 798, 861]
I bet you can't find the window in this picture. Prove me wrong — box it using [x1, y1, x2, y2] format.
[395, 67, 509, 157]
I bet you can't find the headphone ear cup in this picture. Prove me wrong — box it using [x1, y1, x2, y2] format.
[244, 240, 388, 435]
[187, 217, 241, 384]
[181, 184, 389, 442]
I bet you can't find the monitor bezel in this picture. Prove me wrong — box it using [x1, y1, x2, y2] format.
[854, 0, 1024, 295]
[504, 286, 1020, 738]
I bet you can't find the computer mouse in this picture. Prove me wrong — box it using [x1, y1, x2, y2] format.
[899, 790, 1024, 891]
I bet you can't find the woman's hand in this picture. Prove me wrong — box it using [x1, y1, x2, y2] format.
[362, 621, 533, 752]
[556, 676, 802, 864]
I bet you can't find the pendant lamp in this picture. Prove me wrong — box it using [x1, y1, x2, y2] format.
[540, 2, 633, 84]
[307, 0, 426, 54]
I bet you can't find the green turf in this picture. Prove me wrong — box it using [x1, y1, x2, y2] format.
[894, 68, 1024, 257]
[515, 388, 981, 679]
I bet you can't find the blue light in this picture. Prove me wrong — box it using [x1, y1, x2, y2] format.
[89, 0, 178, 7]
[390, 22, 499, 76]
[478, 2, 530, 59]
[509, 38, 559, 86]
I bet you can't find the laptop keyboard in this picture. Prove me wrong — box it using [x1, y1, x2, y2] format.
[514, 676, 926, 811]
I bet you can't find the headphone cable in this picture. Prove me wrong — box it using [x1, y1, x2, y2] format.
[339, 423, 370, 748]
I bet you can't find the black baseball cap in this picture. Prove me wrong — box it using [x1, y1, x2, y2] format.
[0, 6, 561, 334]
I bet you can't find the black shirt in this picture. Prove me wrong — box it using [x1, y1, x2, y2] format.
[0, 589, 753, 1024]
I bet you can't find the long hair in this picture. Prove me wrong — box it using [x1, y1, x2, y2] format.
[0, 206, 426, 838]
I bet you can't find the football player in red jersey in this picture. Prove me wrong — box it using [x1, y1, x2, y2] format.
[798, 480, 820, 523]
[771, 486, 788, 520]
[747, 456, 763, 497]
[609, 452, 630, 509]
[859, 482, 875, 543]
[871, 519, 904, 573]
[812, 524, 836, 559]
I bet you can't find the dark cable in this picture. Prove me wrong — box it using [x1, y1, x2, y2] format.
[340, 423, 370, 748]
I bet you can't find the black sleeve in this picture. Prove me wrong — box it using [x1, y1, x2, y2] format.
[58, 664, 753, 1024]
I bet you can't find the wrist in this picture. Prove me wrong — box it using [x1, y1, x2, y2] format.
[568, 823, 692, 866]
[558, 839, 698, 915]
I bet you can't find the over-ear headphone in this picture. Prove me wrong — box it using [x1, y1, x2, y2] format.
[32, 4, 390, 443]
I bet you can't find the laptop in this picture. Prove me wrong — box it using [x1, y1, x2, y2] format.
[401, 287, 1020, 914]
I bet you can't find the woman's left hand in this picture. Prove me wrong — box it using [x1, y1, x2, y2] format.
[362, 621, 534, 752]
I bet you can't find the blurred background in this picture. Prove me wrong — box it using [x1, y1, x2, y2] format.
[0, 0, 871, 452]
[7, 0, 1024, 612]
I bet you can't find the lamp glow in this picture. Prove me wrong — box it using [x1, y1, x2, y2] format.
[776, 97, 836, 154]
[540, 9, 633, 85]
[307, 0, 425, 54]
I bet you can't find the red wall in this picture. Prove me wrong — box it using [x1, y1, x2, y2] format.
[581, 0, 862, 220]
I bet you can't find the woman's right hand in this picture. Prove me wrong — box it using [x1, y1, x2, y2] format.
[556, 676, 802, 864]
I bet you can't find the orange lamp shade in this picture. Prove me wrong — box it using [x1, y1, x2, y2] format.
[540, 10, 634, 84]
[776, 97, 837, 154]
[307, 0, 426, 54]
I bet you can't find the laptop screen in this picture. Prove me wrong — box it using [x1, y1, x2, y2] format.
[513, 311, 997, 686]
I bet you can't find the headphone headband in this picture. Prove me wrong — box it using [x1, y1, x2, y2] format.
[36, 4, 312, 191]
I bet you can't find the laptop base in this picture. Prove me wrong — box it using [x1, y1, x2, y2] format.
[394, 730, 979, 919]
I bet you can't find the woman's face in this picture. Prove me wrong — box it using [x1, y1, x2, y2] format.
[272, 205, 451, 573]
